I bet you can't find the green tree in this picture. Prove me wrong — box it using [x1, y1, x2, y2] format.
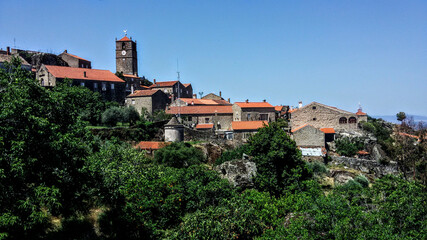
[101, 106, 123, 126]
[396, 111, 407, 122]
[246, 122, 311, 196]
[0, 58, 96, 239]
[154, 142, 204, 168]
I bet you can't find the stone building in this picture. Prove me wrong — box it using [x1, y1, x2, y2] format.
[36, 64, 125, 102]
[170, 98, 231, 107]
[0, 49, 32, 71]
[166, 105, 233, 130]
[165, 116, 184, 142]
[202, 92, 224, 100]
[134, 141, 169, 156]
[291, 124, 327, 159]
[289, 102, 368, 131]
[149, 80, 193, 100]
[115, 35, 142, 94]
[59, 50, 91, 68]
[231, 121, 268, 142]
[232, 100, 276, 122]
[125, 89, 169, 115]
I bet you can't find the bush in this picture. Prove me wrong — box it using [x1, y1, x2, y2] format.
[122, 106, 140, 125]
[335, 137, 363, 157]
[101, 106, 123, 126]
[354, 174, 369, 188]
[154, 142, 205, 168]
[215, 144, 250, 165]
[307, 161, 328, 176]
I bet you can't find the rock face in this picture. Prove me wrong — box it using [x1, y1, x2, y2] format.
[330, 169, 355, 185]
[194, 142, 224, 165]
[330, 156, 399, 178]
[215, 159, 257, 188]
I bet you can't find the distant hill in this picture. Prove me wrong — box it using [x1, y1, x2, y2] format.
[372, 115, 427, 127]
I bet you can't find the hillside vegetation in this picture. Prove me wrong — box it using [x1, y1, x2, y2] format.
[1, 59, 426, 239]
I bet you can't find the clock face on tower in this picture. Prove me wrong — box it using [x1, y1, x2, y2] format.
[121, 50, 126, 55]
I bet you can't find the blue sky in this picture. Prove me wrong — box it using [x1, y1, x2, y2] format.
[1, 0, 426, 116]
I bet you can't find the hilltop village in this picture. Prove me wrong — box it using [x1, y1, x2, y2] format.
[1, 34, 378, 161]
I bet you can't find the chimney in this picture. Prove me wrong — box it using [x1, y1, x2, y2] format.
[193, 94, 197, 99]
[219, 91, 222, 97]
[298, 101, 302, 108]
[6, 47, 10, 55]
[64, 49, 67, 53]
[263, 99, 266, 102]
[228, 98, 230, 103]
[191, 101, 194, 105]
[84, 71, 87, 78]
[245, 99, 249, 103]
[153, 79, 156, 84]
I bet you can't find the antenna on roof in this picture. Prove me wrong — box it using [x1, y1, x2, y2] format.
[198, 92, 204, 99]
[177, 59, 181, 119]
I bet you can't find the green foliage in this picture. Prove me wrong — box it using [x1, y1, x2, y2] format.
[122, 106, 140, 125]
[101, 106, 124, 127]
[0, 58, 96, 238]
[335, 137, 364, 156]
[354, 174, 369, 188]
[397, 111, 407, 122]
[155, 142, 204, 168]
[245, 122, 311, 196]
[307, 161, 328, 176]
[215, 144, 250, 165]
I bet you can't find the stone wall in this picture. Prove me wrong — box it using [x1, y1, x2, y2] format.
[181, 114, 233, 130]
[292, 125, 325, 147]
[232, 105, 276, 122]
[330, 156, 399, 178]
[290, 102, 362, 131]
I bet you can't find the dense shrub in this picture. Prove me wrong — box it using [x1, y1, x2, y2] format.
[335, 137, 364, 157]
[101, 106, 124, 126]
[215, 144, 250, 165]
[154, 142, 205, 168]
[354, 174, 369, 188]
[307, 161, 328, 176]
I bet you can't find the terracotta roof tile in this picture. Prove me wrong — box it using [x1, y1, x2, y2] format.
[232, 121, 268, 130]
[183, 83, 191, 87]
[123, 74, 139, 78]
[274, 106, 284, 112]
[44, 65, 125, 83]
[177, 98, 231, 106]
[196, 123, 214, 129]
[135, 141, 169, 150]
[117, 36, 131, 42]
[127, 89, 159, 97]
[291, 124, 311, 133]
[356, 109, 367, 115]
[320, 128, 335, 134]
[150, 81, 178, 88]
[235, 102, 274, 109]
[63, 52, 90, 62]
[357, 150, 370, 155]
[166, 105, 233, 115]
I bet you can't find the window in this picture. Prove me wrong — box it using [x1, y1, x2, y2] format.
[339, 117, 347, 124]
[349, 117, 357, 124]
[102, 82, 107, 91]
[80, 82, 85, 87]
[312, 106, 317, 110]
[188, 116, 192, 121]
[205, 118, 210, 123]
[111, 83, 115, 90]
[94, 82, 98, 89]
[132, 99, 135, 105]
[122, 42, 126, 49]
[260, 114, 268, 121]
[313, 118, 317, 121]
[247, 113, 251, 119]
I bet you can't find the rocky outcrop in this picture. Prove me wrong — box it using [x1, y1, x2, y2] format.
[330, 156, 399, 178]
[330, 169, 356, 185]
[215, 159, 257, 188]
[194, 142, 224, 165]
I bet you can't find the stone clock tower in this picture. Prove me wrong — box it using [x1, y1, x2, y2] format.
[116, 34, 138, 76]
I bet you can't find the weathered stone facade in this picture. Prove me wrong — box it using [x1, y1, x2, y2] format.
[232, 101, 276, 122]
[164, 117, 184, 142]
[290, 102, 367, 131]
[150, 80, 193, 100]
[59, 50, 91, 68]
[125, 89, 169, 114]
[292, 124, 325, 147]
[37, 64, 126, 102]
[116, 36, 138, 76]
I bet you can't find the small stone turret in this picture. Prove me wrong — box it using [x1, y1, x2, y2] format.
[164, 116, 184, 142]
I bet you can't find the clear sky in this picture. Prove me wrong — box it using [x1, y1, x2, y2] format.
[1, 0, 426, 116]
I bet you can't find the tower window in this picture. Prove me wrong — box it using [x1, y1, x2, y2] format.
[122, 42, 126, 49]
[312, 106, 316, 110]
[313, 117, 317, 121]
[349, 117, 357, 123]
[339, 117, 347, 124]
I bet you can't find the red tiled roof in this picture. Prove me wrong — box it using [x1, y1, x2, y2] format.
[235, 102, 274, 109]
[357, 150, 370, 155]
[232, 121, 268, 130]
[44, 65, 125, 83]
[127, 89, 159, 97]
[141, 85, 151, 89]
[196, 123, 214, 129]
[150, 81, 178, 88]
[123, 74, 139, 78]
[291, 124, 310, 133]
[320, 128, 335, 134]
[183, 83, 191, 88]
[135, 141, 169, 150]
[117, 36, 131, 42]
[63, 52, 90, 62]
[274, 106, 284, 112]
[166, 105, 233, 115]
[177, 98, 231, 106]
[356, 109, 367, 115]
